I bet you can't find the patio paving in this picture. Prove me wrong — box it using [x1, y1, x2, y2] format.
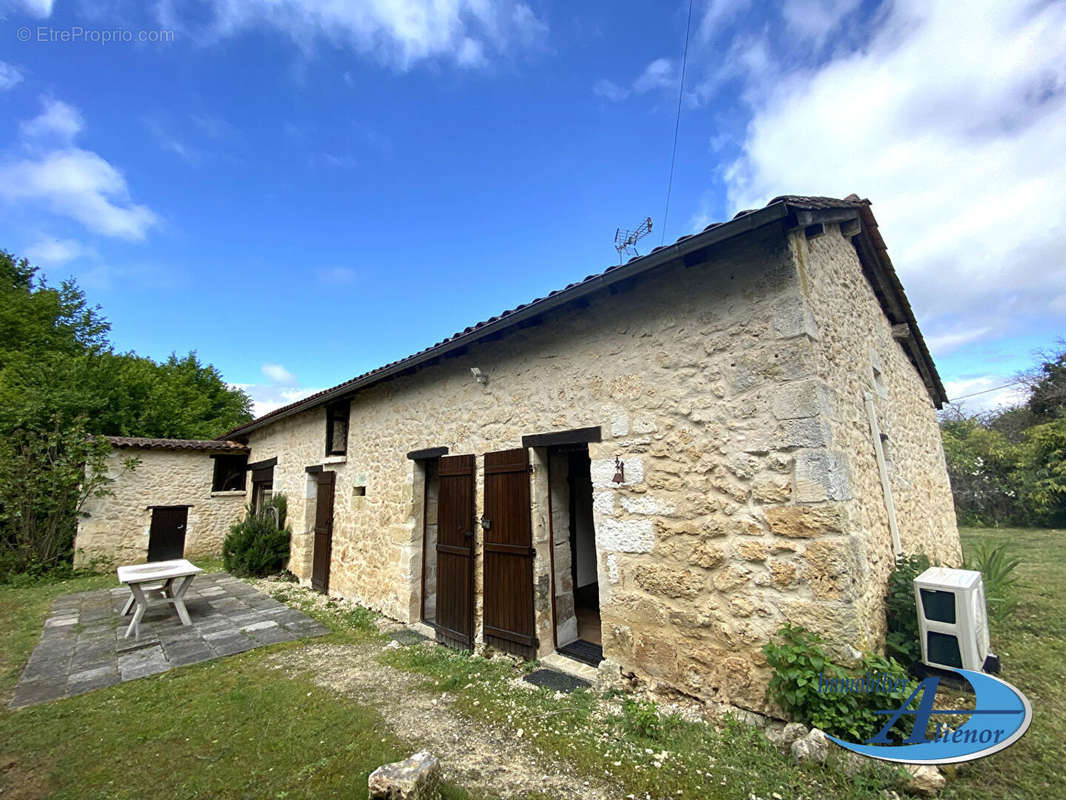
[9, 572, 330, 709]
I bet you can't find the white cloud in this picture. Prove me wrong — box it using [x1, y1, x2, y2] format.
[0, 98, 159, 240]
[24, 237, 92, 265]
[261, 362, 297, 385]
[722, 0, 1066, 351]
[942, 374, 1029, 414]
[160, 0, 547, 70]
[20, 98, 84, 144]
[7, 0, 53, 17]
[593, 78, 629, 102]
[634, 58, 674, 93]
[926, 328, 993, 357]
[697, 0, 751, 41]
[146, 120, 198, 163]
[595, 57, 675, 103]
[0, 61, 24, 91]
[781, 0, 861, 48]
[0, 149, 159, 239]
[231, 382, 325, 418]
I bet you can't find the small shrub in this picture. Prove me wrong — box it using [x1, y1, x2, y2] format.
[222, 495, 292, 577]
[619, 697, 661, 739]
[763, 624, 915, 742]
[965, 541, 1022, 623]
[884, 552, 931, 665]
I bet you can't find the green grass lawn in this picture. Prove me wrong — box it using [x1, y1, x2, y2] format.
[944, 528, 1066, 800]
[0, 568, 472, 800]
[1, 528, 1062, 799]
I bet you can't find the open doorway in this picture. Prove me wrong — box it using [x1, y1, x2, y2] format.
[549, 444, 603, 666]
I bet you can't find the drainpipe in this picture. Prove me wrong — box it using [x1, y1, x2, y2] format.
[864, 391, 903, 559]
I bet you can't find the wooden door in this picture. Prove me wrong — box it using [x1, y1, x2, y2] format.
[311, 471, 336, 593]
[483, 448, 536, 659]
[435, 455, 476, 648]
[147, 506, 187, 562]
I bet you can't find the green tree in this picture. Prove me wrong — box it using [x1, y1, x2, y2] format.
[0, 250, 253, 440]
[0, 249, 253, 575]
[1024, 345, 1066, 422]
[1018, 420, 1066, 526]
[0, 417, 127, 577]
[940, 411, 1025, 526]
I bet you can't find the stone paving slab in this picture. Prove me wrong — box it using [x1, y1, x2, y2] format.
[9, 572, 330, 709]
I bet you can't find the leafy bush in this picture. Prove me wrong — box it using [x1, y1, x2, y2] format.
[222, 494, 291, 577]
[965, 541, 1021, 623]
[0, 417, 129, 579]
[619, 698, 661, 739]
[884, 552, 930, 665]
[763, 624, 915, 742]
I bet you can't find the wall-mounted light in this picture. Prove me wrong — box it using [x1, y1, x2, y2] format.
[470, 367, 488, 385]
[612, 456, 625, 484]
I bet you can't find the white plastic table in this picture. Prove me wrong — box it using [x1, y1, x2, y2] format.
[117, 559, 203, 640]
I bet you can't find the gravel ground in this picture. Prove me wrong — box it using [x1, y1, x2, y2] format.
[256, 579, 617, 799]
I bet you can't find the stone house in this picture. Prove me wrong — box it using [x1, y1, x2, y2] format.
[74, 195, 961, 712]
[75, 437, 250, 567]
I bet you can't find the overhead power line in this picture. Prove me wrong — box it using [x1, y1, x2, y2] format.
[660, 0, 694, 246]
[947, 380, 1027, 403]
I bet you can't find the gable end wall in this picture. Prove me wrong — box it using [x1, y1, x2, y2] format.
[791, 224, 961, 652]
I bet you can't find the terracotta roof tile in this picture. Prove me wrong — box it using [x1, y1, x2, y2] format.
[106, 436, 249, 453]
[221, 194, 944, 437]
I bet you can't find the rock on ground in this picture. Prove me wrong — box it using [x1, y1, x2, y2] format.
[903, 764, 945, 796]
[369, 751, 442, 800]
[790, 728, 829, 763]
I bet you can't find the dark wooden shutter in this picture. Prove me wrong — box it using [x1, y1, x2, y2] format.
[482, 448, 536, 659]
[311, 471, 336, 593]
[435, 455, 476, 648]
[147, 506, 187, 562]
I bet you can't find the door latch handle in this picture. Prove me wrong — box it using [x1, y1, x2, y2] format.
[463, 530, 474, 538]
[480, 516, 492, 531]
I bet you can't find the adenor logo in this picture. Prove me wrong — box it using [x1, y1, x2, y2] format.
[829, 668, 1032, 765]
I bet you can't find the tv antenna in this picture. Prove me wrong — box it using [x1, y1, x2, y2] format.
[614, 217, 653, 263]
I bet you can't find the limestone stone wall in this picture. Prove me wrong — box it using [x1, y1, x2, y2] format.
[792, 225, 961, 649]
[244, 225, 827, 710]
[74, 449, 247, 568]
[240, 221, 957, 713]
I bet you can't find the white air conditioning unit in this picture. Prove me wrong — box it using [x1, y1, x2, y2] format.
[914, 567, 991, 672]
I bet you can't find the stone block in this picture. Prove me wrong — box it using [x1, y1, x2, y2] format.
[771, 378, 832, 420]
[688, 540, 726, 570]
[619, 494, 676, 515]
[596, 517, 654, 553]
[764, 504, 844, 538]
[779, 417, 832, 448]
[769, 559, 800, 588]
[793, 449, 852, 502]
[804, 539, 858, 600]
[752, 472, 790, 503]
[735, 540, 768, 562]
[634, 565, 704, 599]
[633, 633, 678, 680]
[368, 751, 442, 800]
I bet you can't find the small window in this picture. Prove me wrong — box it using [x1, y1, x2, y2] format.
[326, 401, 349, 456]
[212, 454, 248, 492]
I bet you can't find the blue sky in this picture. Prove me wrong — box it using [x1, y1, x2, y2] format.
[1, 0, 1063, 416]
